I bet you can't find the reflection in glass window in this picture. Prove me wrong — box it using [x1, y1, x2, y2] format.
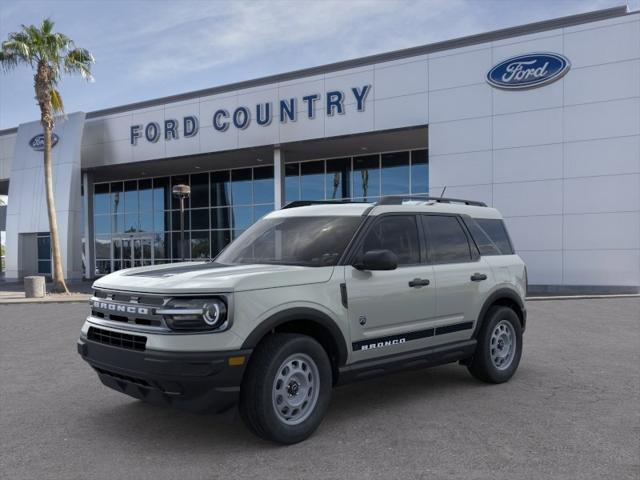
[94, 215, 111, 235]
[211, 207, 231, 230]
[411, 149, 429, 194]
[285, 163, 300, 202]
[190, 208, 210, 230]
[171, 175, 190, 209]
[153, 177, 170, 210]
[211, 171, 231, 207]
[172, 231, 190, 260]
[254, 166, 274, 204]
[139, 212, 153, 232]
[153, 210, 168, 232]
[326, 158, 351, 200]
[361, 216, 420, 265]
[301, 161, 324, 200]
[232, 206, 253, 229]
[138, 179, 153, 211]
[124, 212, 139, 232]
[424, 215, 471, 264]
[153, 233, 169, 259]
[111, 182, 123, 218]
[232, 169, 252, 205]
[171, 210, 190, 232]
[353, 155, 380, 201]
[381, 152, 410, 195]
[124, 180, 138, 212]
[95, 236, 111, 258]
[254, 204, 274, 221]
[190, 231, 210, 259]
[94, 183, 110, 215]
[211, 230, 232, 256]
[37, 234, 51, 260]
[190, 173, 209, 208]
[95, 260, 111, 275]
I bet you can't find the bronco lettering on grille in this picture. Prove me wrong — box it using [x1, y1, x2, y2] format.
[91, 300, 149, 315]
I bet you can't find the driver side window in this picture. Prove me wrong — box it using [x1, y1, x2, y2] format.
[360, 215, 420, 265]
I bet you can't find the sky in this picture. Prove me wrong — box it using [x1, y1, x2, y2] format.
[0, 0, 637, 130]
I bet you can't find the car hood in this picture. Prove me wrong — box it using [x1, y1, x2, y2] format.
[92, 262, 335, 294]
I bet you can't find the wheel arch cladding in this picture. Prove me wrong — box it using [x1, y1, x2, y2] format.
[473, 288, 526, 338]
[241, 307, 349, 377]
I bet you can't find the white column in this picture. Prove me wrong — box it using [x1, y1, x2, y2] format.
[273, 146, 286, 209]
[82, 172, 94, 279]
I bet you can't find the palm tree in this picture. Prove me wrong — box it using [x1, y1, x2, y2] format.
[0, 19, 94, 292]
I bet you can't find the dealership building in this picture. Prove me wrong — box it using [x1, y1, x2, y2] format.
[0, 6, 638, 293]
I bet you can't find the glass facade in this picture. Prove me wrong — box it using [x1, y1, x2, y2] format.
[92, 148, 427, 275]
[285, 149, 428, 203]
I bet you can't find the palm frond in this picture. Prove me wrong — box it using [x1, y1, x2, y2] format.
[64, 47, 94, 81]
[50, 88, 64, 114]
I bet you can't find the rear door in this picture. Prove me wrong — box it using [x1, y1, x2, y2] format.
[421, 214, 493, 341]
[345, 214, 436, 361]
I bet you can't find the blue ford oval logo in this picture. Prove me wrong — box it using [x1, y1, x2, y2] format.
[29, 133, 59, 151]
[487, 53, 570, 90]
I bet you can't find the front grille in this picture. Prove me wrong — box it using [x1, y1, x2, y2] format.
[90, 289, 167, 330]
[88, 326, 147, 351]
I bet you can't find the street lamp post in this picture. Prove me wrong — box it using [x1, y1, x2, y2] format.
[172, 184, 191, 261]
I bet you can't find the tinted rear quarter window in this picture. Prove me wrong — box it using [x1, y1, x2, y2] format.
[423, 215, 472, 264]
[474, 218, 514, 255]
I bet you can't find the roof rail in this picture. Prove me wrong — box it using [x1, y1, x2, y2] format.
[376, 195, 488, 207]
[281, 200, 369, 209]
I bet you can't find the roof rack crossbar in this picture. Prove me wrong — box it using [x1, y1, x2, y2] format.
[375, 195, 488, 207]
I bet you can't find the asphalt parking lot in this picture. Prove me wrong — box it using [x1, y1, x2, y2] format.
[1, 298, 638, 480]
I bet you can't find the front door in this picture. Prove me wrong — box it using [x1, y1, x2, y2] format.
[345, 214, 436, 361]
[113, 236, 153, 271]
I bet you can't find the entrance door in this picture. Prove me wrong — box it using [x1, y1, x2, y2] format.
[112, 236, 153, 271]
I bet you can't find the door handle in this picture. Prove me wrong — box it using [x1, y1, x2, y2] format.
[408, 278, 430, 288]
[470, 273, 488, 282]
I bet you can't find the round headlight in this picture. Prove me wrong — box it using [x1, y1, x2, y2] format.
[203, 302, 222, 326]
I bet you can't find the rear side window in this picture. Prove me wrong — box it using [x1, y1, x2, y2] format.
[360, 215, 420, 265]
[423, 215, 472, 264]
[474, 218, 514, 255]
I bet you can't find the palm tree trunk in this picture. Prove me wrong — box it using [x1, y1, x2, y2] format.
[43, 123, 69, 293]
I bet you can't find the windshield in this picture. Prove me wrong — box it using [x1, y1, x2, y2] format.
[216, 216, 362, 267]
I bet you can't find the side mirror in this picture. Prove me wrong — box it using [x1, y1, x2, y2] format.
[353, 249, 398, 271]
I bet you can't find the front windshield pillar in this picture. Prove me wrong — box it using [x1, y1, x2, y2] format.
[274, 147, 286, 209]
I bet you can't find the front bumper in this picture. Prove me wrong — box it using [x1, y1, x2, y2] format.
[77, 336, 251, 413]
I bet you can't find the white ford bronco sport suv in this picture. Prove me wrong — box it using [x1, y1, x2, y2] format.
[78, 196, 527, 444]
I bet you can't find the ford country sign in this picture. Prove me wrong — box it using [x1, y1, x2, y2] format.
[29, 133, 59, 151]
[487, 53, 570, 90]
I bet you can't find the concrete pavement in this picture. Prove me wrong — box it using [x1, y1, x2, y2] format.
[0, 298, 638, 479]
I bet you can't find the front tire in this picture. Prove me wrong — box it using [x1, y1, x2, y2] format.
[467, 306, 522, 383]
[239, 333, 332, 444]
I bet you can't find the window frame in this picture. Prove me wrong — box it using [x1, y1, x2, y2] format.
[420, 213, 480, 265]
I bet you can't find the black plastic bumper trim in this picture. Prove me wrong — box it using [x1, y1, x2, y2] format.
[77, 337, 251, 412]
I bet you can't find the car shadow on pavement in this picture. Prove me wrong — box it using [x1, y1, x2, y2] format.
[84, 363, 505, 449]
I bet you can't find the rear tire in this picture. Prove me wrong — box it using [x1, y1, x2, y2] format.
[467, 306, 522, 383]
[239, 333, 332, 444]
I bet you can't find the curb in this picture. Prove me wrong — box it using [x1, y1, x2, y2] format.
[0, 295, 91, 305]
[526, 294, 640, 301]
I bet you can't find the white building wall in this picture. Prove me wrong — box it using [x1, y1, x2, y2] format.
[428, 13, 640, 288]
[0, 133, 16, 181]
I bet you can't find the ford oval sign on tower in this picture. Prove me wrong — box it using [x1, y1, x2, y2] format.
[29, 133, 59, 151]
[487, 53, 570, 90]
